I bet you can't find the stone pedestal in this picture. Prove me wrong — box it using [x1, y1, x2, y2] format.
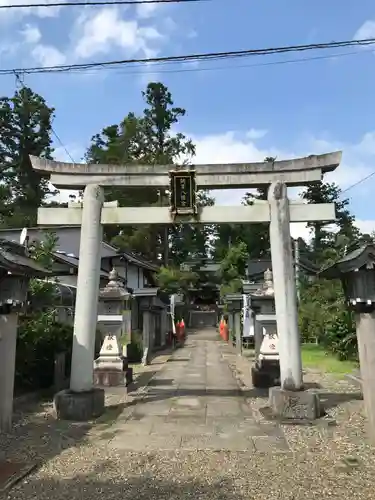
[54, 388, 105, 421]
[94, 334, 128, 387]
[269, 387, 321, 421]
[142, 310, 151, 365]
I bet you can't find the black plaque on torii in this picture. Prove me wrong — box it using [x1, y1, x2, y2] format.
[169, 169, 197, 216]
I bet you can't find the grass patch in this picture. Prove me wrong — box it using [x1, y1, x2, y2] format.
[301, 343, 358, 376]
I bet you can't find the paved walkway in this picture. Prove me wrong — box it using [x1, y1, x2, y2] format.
[107, 328, 289, 453]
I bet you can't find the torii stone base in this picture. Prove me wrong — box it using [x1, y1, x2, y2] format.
[53, 388, 105, 421]
[269, 387, 321, 421]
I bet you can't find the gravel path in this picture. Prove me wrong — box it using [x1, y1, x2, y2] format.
[2, 330, 375, 500]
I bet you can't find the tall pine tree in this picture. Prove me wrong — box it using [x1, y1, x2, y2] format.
[0, 86, 55, 227]
[86, 83, 217, 265]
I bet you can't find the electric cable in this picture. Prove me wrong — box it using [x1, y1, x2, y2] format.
[0, 37, 374, 76]
[0, 0, 206, 9]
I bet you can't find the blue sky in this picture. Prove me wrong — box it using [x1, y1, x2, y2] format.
[0, 0, 375, 239]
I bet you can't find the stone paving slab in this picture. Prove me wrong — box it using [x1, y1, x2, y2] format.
[106, 328, 290, 453]
[109, 434, 182, 451]
[180, 434, 255, 451]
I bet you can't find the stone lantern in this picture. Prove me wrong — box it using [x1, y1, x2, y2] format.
[94, 268, 133, 387]
[249, 269, 280, 388]
[224, 293, 243, 354]
[321, 244, 375, 444]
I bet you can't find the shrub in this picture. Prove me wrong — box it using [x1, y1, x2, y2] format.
[298, 278, 357, 361]
[125, 330, 144, 363]
[15, 311, 73, 393]
[321, 308, 357, 361]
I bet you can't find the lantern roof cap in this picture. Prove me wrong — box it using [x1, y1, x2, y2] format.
[320, 244, 375, 279]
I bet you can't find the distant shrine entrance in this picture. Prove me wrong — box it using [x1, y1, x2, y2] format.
[30, 151, 342, 418]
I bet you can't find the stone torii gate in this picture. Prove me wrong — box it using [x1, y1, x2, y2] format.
[30, 151, 341, 420]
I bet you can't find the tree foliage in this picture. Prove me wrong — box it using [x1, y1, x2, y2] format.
[28, 231, 59, 308]
[298, 182, 361, 360]
[213, 159, 272, 260]
[156, 265, 199, 297]
[85, 82, 196, 262]
[0, 86, 56, 228]
[302, 181, 360, 261]
[219, 241, 248, 296]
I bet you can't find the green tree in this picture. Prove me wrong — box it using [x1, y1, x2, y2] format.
[301, 181, 360, 261]
[0, 86, 56, 228]
[219, 241, 248, 296]
[28, 231, 59, 309]
[239, 186, 270, 258]
[85, 82, 196, 262]
[156, 265, 199, 297]
[170, 190, 216, 265]
[213, 157, 274, 260]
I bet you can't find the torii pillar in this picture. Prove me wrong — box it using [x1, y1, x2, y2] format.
[268, 181, 321, 420]
[54, 184, 106, 421]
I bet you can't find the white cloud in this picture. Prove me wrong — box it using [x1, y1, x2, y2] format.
[136, 2, 160, 19]
[21, 23, 66, 66]
[20, 23, 41, 44]
[13, 5, 168, 68]
[355, 219, 375, 236]
[190, 130, 293, 204]
[354, 20, 375, 40]
[0, 0, 66, 21]
[32, 44, 66, 66]
[246, 128, 268, 140]
[73, 6, 164, 60]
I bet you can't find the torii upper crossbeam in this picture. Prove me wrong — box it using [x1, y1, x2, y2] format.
[30, 151, 342, 189]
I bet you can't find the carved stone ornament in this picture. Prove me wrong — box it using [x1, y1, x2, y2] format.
[100, 268, 130, 300]
[252, 268, 274, 297]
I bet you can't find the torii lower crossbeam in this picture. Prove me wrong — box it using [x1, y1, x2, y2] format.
[37, 203, 335, 226]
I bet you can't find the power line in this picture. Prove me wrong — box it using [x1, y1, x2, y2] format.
[341, 171, 375, 196]
[1, 37, 374, 76]
[0, 0, 205, 8]
[50, 128, 76, 163]
[62, 48, 372, 77]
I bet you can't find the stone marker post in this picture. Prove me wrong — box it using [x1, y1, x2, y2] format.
[355, 313, 375, 444]
[142, 309, 152, 365]
[234, 311, 242, 354]
[0, 273, 31, 432]
[0, 312, 20, 432]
